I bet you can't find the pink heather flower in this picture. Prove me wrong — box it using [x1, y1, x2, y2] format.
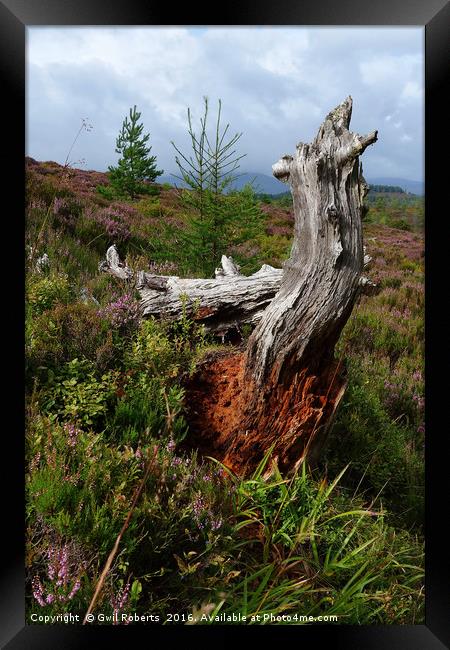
[32, 543, 84, 604]
[32, 576, 46, 607]
[55, 547, 69, 587]
[110, 578, 131, 621]
[30, 451, 41, 472]
[63, 423, 82, 448]
[93, 206, 131, 242]
[68, 579, 81, 600]
[98, 294, 141, 328]
[47, 560, 55, 582]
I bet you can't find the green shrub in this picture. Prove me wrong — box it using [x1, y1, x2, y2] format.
[96, 184, 118, 201]
[389, 218, 411, 231]
[39, 358, 119, 429]
[400, 258, 419, 273]
[126, 318, 177, 377]
[26, 415, 141, 554]
[27, 273, 72, 315]
[136, 196, 161, 218]
[26, 302, 116, 377]
[106, 378, 171, 444]
[321, 357, 424, 528]
[382, 277, 402, 289]
[257, 234, 291, 266]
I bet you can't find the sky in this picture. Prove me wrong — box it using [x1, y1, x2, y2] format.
[26, 27, 424, 182]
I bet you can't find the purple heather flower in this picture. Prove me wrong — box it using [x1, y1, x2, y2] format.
[98, 294, 141, 328]
[93, 206, 131, 242]
[32, 576, 46, 607]
[63, 423, 81, 448]
[192, 495, 206, 519]
[55, 547, 69, 587]
[32, 543, 84, 605]
[68, 579, 81, 600]
[110, 578, 131, 620]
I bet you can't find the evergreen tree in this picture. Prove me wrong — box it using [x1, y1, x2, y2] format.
[108, 105, 163, 199]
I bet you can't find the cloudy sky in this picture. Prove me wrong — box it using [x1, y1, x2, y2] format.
[26, 27, 424, 182]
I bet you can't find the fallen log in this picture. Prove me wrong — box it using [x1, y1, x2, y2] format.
[99, 246, 283, 333]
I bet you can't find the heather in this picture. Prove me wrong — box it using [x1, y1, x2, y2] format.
[25, 157, 424, 625]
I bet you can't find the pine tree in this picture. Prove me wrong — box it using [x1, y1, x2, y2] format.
[108, 105, 163, 199]
[169, 98, 263, 276]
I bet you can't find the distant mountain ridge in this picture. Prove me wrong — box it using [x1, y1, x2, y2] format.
[160, 172, 424, 196]
[367, 177, 424, 196]
[159, 172, 287, 195]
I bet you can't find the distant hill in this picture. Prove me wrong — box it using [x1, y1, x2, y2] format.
[159, 172, 288, 195]
[160, 172, 424, 196]
[367, 177, 424, 196]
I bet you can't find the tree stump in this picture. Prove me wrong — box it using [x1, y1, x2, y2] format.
[185, 96, 377, 475]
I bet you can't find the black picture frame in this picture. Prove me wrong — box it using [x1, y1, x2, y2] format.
[2, 1, 448, 647]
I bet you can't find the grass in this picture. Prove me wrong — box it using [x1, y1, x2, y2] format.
[198, 458, 424, 625]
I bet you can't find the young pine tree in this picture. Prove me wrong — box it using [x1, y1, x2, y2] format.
[108, 105, 163, 199]
[169, 97, 264, 276]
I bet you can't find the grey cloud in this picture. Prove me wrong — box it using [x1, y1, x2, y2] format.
[27, 27, 423, 182]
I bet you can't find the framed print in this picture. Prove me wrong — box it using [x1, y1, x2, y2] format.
[1, 0, 448, 647]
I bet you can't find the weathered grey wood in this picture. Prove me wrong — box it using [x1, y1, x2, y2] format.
[99, 246, 377, 327]
[139, 267, 283, 332]
[99, 245, 283, 332]
[215, 255, 241, 278]
[36, 253, 50, 273]
[244, 96, 377, 387]
[217, 96, 378, 473]
[98, 245, 133, 281]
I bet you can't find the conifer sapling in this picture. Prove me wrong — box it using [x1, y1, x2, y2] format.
[108, 105, 163, 199]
